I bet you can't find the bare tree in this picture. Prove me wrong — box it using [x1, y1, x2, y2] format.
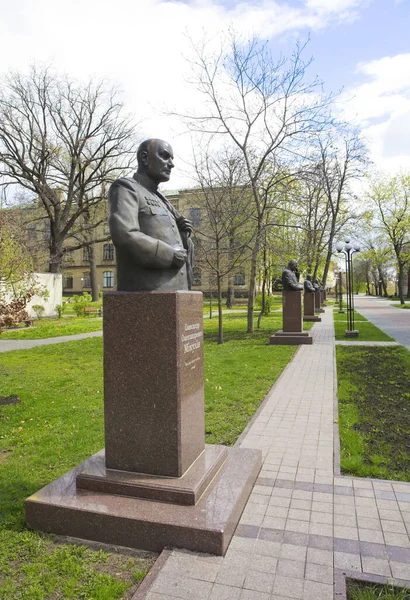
[176, 31, 334, 332]
[0, 65, 138, 273]
[192, 145, 254, 343]
[314, 130, 368, 287]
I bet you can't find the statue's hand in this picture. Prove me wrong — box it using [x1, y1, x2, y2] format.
[172, 247, 187, 268]
[176, 216, 193, 233]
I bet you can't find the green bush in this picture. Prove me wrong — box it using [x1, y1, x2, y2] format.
[31, 304, 45, 319]
[55, 304, 67, 318]
[255, 294, 276, 315]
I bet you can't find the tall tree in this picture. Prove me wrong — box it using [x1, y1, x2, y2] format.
[367, 173, 410, 304]
[0, 66, 137, 273]
[314, 130, 367, 287]
[178, 31, 334, 332]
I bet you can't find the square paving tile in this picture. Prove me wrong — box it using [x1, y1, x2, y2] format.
[361, 556, 391, 577]
[273, 575, 304, 599]
[302, 580, 334, 600]
[243, 570, 275, 594]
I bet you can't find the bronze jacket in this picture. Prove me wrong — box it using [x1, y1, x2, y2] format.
[282, 268, 302, 291]
[108, 176, 191, 291]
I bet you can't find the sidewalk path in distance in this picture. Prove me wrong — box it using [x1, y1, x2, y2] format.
[0, 330, 102, 353]
[354, 295, 410, 350]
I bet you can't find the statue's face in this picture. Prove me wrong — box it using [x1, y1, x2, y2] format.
[146, 140, 174, 183]
[289, 260, 297, 272]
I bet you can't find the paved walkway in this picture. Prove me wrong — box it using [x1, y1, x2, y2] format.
[354, 296, 410, 350]
[0, 330, 102, 353]
[136, 306, 410, 600]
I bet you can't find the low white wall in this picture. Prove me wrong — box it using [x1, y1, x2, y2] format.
[26, 273, 62, 318]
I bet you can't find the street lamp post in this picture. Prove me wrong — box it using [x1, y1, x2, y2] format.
[338, 271, 345, 313]
[336, 238, 360, 337]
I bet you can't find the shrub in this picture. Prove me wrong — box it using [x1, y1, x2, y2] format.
[55, 304, 67, 318]
[255, 294, 275, 315]
[32, 304, 45, 319]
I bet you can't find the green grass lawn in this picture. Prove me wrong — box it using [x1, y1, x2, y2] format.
[1, 317, 103, 340]
[0, 311, 297, 598]
[336, 345, 410, 481]
[333, 310, 394, 342]
[347, 579, 410, 600]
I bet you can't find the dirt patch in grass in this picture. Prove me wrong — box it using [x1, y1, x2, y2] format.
[337, 346, 410, 480]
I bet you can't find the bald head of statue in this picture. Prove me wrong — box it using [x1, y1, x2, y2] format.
[136, 139, 174, 186]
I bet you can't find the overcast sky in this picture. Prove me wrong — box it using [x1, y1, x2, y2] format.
[0, 0, 409, 189]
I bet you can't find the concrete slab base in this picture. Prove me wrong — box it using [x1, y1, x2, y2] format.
[26, 446, 261, 556]
[303, 315, 321, 322]
[269, 330, 313, 345]
[345, 329, 360, 337]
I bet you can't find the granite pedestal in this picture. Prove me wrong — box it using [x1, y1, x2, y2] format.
[26, 291, 261, 555]
[303, 292, 321, 323]
[315, 290, 325, 313]
[270, 291, 312, 345]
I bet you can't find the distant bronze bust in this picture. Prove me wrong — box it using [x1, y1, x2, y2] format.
[304, 274, 315, 293]
[108, 139, 194, 291]
[282, 260, 303, 292]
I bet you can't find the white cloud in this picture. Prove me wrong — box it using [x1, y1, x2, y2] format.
[343, 53, 410, 172]
[0, 0, 372, 187]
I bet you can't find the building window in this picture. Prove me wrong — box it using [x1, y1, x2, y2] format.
[103, 243, 115, 261]
[103, 271, 114, 288]
[64, 249, 74, 264]
[193, 267, 201, 286]
[63, 276, 73, 289]
[189, 208, 201, 227]
[234, 272, 245, 286]
[83, 246, 90, 261]
[82, 272, 91, 288]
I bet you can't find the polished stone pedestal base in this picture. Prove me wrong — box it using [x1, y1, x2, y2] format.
[76, 445, 227, 506]
[270, 330, 313, 345]
[303, 315, 321, 322]
[26, 446, 261, 556]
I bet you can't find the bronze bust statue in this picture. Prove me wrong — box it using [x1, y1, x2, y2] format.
[108, 139, 194, 291]
[304, 274, 315, 293]
[282, 260, 303, 292]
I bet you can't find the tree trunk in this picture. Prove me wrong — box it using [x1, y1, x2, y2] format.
[257, 242, 268, 329]
[49, 238, 63, 273]
[226, 277, 234, 308]
[407, 267, 410, 299]
[398, 262, 405, 304]
[89, 245, 99, 302]
[217, 274, 223, 344]
[257, 274, 267, 329]
[247, 234, 260, 333]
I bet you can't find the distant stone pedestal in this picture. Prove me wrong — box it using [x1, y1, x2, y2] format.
[270, 291, 312, 345]
[303, 292, 321, 323]
[320, 290, 327, 307]
[315, 290, 325, 313]
[26, 291, 261, 556]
